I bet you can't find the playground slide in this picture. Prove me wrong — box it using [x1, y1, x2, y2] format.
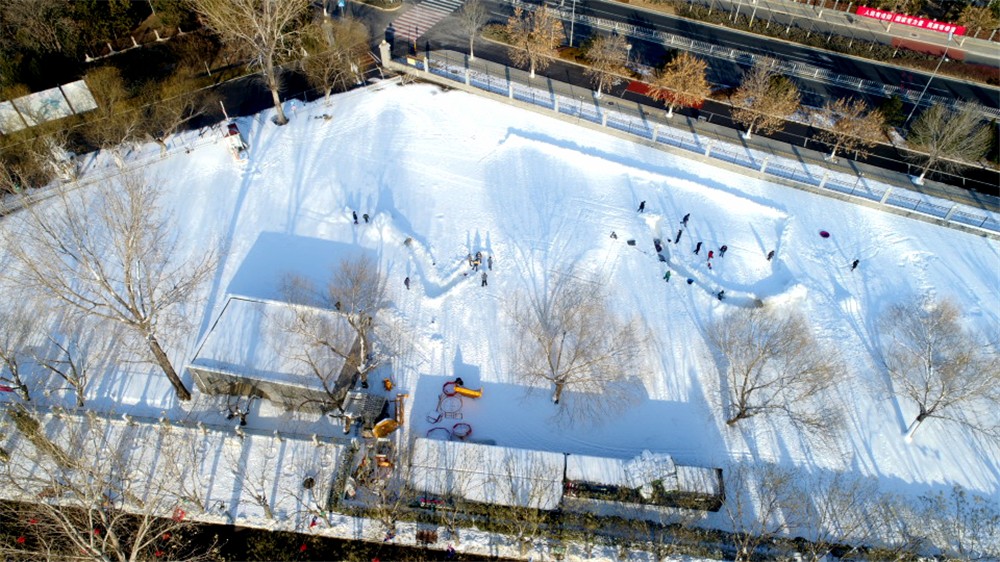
[453, 386, 483, 398]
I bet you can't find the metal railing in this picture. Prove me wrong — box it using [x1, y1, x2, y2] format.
[400, 51, 999, 234]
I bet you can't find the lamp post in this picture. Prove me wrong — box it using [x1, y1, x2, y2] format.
[570, 0, 577, 47]
[626, 43, 632, 68]
[903, 32, 953, 128]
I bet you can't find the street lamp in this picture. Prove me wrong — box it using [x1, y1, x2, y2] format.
[626, 43, 632, 67]
[570, 0, 577, 47]
[903, 31, 953, 128]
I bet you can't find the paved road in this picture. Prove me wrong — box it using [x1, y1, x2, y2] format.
[388, 0, 999, 195]
[557, 0, 1000, 111]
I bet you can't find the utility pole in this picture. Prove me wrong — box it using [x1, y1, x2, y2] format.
[903, 32, 953, 128]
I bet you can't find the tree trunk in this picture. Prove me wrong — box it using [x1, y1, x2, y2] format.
[270, 86, 288, 125]
[904, 410, 927, 442]
[666, 104, 674, 118]
[146, 334, 191, 400]
[469, 37, 475, 61]
[743, 124, 753, 140]
[552, 382, 564, 404]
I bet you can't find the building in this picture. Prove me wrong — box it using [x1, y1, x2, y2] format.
[188, 296, 359, 413]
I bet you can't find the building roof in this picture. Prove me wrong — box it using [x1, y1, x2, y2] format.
[189, 296, 355, 390]
[409, 437, 565, 510]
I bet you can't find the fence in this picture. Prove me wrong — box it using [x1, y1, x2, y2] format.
[394, 50, 999, 234]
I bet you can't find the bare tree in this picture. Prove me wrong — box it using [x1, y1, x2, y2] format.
[281, 255, 389, 389]
[958, 5, 999, 39]
[458, 0, 488, 61]
[788, 471, 881, 560]
[0, 408, 219, 561]
[191, 0, 310, 125]
[919, 484, 1000, 560]
[505, 6, 563, 79]
[509, 272, 642, 421]
[867, 491, 927, 559]
[143, 74, 221, 154]
[2, 174, 217, 401]
[82, 66, 144, 165]
[0, 301, 35, 402]
[301, 16, 371, 105]
[30, 318, 119, 408]
[723, 462, 800, 562]
[583, 33, 629, 97]
[706, 305, 841, 430]
[648, 51, 712, 118]
[906, 103, 991, 184]
[731, 58, 800, 139]
[487, 450, 560, 556]
[879, 297, 1000, 441]
[816, 97, 886, 161]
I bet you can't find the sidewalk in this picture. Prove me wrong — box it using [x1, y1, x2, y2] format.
[382, 45, 999, 236]
[711, 0, 1000, 63]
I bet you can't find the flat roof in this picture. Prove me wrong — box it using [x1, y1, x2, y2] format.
[409, 438, 565, 510]
[189, 296, 354, 390]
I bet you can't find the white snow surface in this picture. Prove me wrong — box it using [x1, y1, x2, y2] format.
[2, 80, 999, 558]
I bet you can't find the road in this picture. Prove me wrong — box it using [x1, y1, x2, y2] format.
[384, 0, 998, 195]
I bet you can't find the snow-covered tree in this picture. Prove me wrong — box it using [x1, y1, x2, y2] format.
[2, 173, 217, 401]
[919, 484, 1000, 560]
[879, 297, 1000, 441]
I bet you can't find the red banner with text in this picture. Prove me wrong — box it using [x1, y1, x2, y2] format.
[856, 6, 966, 36]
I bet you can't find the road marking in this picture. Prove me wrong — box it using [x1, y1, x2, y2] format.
[392, 0, 465, 44]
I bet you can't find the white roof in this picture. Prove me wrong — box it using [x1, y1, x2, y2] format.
[409, 438, 564, 510]
[190, 296, 354, 390]
[565, 453, 629, 486]
[0, 410, 345, 526]
[675, 465, 720, 496]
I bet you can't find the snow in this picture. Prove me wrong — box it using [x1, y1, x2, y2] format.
[1, 78, 999, 558]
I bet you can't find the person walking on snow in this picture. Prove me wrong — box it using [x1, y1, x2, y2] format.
[675, 229, 683, 244]
[719, 245, 728, 257]
[481, 272, 488, 287]
[682, 213, 690, 226]
[663, 270, 671, 282]
[637, 201, 646, 212]
[404, 277, 410, 290]
[851, 259, 860, 271]
[488, 255, 493, 270]
[708, 250, 714, 260]
[363, 213, 369, 223]
[352, 211, 358, 225]
[767, 250, 775, 261]
[717, 290, 725, 301]
[694, 242, 702, 255]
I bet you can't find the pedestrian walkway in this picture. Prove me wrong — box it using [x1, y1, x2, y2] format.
[391, 0, 464, 47]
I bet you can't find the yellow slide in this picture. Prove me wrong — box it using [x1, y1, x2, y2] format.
[453, 385, 483, 398]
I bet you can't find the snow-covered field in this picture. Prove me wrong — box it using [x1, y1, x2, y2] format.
[2, 80, 998, 558]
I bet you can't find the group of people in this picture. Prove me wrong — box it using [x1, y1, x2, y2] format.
[405, 250, 495, 292]
[351, 210, 371, 224]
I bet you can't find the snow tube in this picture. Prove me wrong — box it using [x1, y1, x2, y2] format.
[452, 423, 472, 440]
[426, 427, 452, 440]
[819, 230, 830, 238]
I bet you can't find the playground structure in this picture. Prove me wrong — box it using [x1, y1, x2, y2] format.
[372, 393, 408, 439]
[425, 379, 482, 441]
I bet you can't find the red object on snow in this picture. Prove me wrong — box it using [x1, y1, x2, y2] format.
[442, 381, 457, 396]
[0, 385, 14, 392]
[820, 231, 831, 238]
